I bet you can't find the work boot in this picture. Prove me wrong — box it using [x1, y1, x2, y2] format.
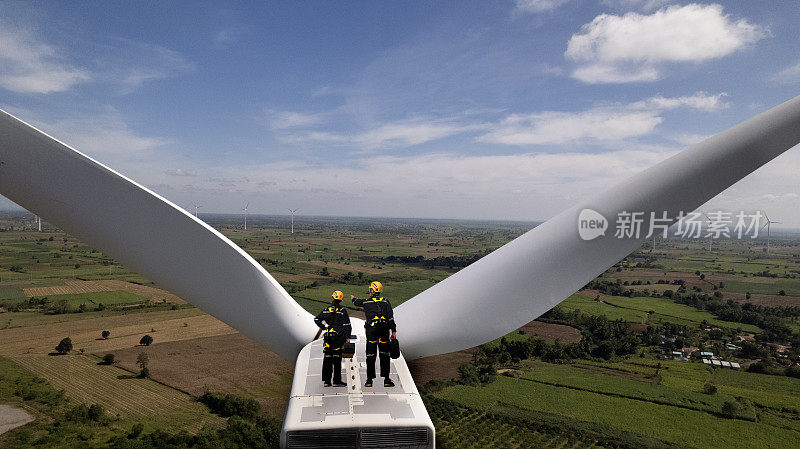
[364, 379, 373, 387]
[323, 381, 332, 387]
[332, 380, 347, 387]
[384, 378, 395, 387]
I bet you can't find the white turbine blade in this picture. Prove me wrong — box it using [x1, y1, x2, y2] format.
[396, 95, 800, 359]
[0, 110, 316, 360]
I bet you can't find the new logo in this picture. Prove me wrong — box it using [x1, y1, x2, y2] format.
[578, 209, 608, 241]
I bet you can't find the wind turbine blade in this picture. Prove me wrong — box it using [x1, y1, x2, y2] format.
[0, 110, 316, 360]
[763, 211, 771, 223]
[396, 94, 800, 359]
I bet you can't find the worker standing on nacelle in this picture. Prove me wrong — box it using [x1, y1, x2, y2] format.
[352, 281, 396, 387]
[314, 291, 350, 387]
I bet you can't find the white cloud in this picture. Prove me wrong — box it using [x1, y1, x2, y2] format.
[354, 120, 472, 149]
[104, 41, 194, 93]
[772, 62, 800, 84]
[267, 110, 326, 130]
[480, 92, 725, 145]
[0, 16, 191, 94]
[280, 119, 477, 150]
[27, 110, 169, 156]
[600, 0, 672, 12]
[515, 0, 570, 13]
[566, 4, 766, 84]
[165, 169, 197, 177]
[480, 110, 662, 145]
[628, 92, 728, 111]
[0, 24, 90, 93]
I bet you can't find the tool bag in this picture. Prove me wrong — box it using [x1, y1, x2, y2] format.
[342, 341, 355, 358]
[390, 338, 400, 359]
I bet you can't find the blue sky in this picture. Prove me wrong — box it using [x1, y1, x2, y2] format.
[1, 1, 799, 225]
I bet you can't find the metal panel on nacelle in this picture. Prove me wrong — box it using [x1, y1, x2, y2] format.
[282, 319, 434, 448]
[0, 110, 317, 361]
[396, 95, 800, 359]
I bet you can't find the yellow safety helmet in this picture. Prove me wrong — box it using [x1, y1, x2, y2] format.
[331, 290, 344, 302]
[369, 281, 383, 295]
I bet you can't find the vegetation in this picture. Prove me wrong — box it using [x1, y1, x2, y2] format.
[136, 352, 149, 378]
[199, 392, 260, 419]
[139, 334, 153, 346]
[54, 337, 72, 354]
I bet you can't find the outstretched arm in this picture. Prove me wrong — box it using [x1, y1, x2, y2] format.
[313, 310, 327, 329]
[351, 295, 365, 307]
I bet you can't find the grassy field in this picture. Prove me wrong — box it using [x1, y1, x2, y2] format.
[520, 360, 756, 420]
[559, 293, 763, 332]
[10, 354, 223, 433]
[292, 278, 437, 313]
[560, 294, 649, 322]
[434, 374, 800, 448]
[604, 296, 762, 332]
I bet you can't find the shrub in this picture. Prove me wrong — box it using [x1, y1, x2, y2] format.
[129, 423, 144, 439]
[102, 353, 115, 365]
[200, 392, 261, 419]
[703, 383, 717, 395]
[102, 330, 110, 339]
[136, 352, 149, 378]
[722, 400, 740, 417]
[55, 337, 72, 354]
[458, 363, 480, 386]
[140, 334, 154, 346]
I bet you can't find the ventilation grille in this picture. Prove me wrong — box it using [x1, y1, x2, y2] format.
[286, 430, 358, 448]
[360, 427, 430, 447]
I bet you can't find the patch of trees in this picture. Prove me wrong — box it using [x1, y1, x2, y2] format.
[337, 270, 365, 285]
[668, 292, 799, 343]
[139, 335, 153, 346]
[65, 403, 108, 424]
[200, 392, 261, 419]
[108, 415, 281, 449]
[540, 308, 641, 360]
[382, 252, 487, 270]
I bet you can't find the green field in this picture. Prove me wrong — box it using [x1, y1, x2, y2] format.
[292, 279, 437, 314]
[520, 360, 756, 420]
[560, 294, 650, 322]
[558, 293, 762, 332]
[604, 296, 762, 332]
[435, 373, 800, 448]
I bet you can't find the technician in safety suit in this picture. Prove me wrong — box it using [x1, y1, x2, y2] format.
[314, 290, 351, 387]
[351, 281, 396, 387]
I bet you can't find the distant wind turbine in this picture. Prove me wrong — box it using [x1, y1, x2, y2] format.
[242, 202, 249, 230]
[36, 215, 41, 232]
[703, 213, 713, 252]
[192, 203, 202, 217]
[760, 211, 780, 254]
[288, 208, 298, 234]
